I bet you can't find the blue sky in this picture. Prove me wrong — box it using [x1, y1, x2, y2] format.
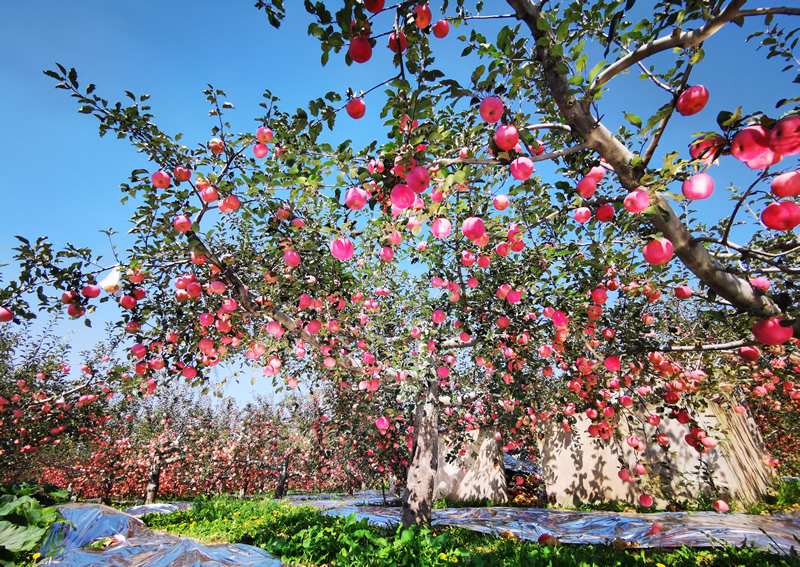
[1, 1, 797, 403]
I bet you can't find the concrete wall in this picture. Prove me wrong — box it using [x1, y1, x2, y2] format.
[434, 430, 508, 503]
[539, 401, 776, 508]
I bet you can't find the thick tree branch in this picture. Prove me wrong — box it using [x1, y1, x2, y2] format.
[591, 0, 747, 90]
[506, 0, 780, 319]
[737, 7, 800, 17]
[664, 339, 754, 352]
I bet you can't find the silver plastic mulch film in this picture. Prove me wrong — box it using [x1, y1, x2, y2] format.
[39, 503, 290, 566]
[282, 492, 800, 554]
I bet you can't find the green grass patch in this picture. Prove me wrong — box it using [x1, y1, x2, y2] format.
[142, 496, 800, 567]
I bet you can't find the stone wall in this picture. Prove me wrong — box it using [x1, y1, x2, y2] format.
[539, 402, 776, 508]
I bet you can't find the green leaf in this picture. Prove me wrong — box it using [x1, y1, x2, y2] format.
[624, 113, 642, 128]
[0, 520, 46, 553]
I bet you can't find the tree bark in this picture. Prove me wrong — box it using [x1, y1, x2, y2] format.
[274, 455, 291, 498]
[144, 452, 162, 505]
[402, 378, 439, 528]
[238, 478, 249, 499]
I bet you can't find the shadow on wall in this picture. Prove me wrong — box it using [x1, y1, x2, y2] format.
[434, 431, 508, 504]
[539, 402, 776, 508]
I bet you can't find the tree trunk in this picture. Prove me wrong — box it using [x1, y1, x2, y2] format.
[144, 452, 162, 505]
[402, 378, 439, 528]
[388, 473, 397, 498]
[274, 455, 291, 498]
[238, 478, 249, 499]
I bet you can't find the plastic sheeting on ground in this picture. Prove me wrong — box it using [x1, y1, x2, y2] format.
[281, 492, 800, 554]
[124, 501, 193, 518]
[39, 503, 289, 566]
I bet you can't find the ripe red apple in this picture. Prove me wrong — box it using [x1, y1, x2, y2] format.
[624, 189, 650, 213]
[433, 20, 449, 38]
[66, 304, 85, 317]
[120, 295, 137, 310]
[413, 4, 432, 28]
[752, 317, 793, 345]
[346, 98, 366, 119]
[738, 346, 761, 361]
[173, 166, 191, 182]
[349, 37, 372, 63]
[674, 285, 692, 299]
[151, 170, 170, 189]
[284, 249, 301, 267]
[494, 124, 519, 151]
[731, 125, 770, 162]
[642, 238, 674, 265]
[364, 0, 384, 13]
[771, 170, 800, 197]
[689, 134, 726, 164]
[712, 499, 730, 513]
[201, 187, 218, 203]
[576, 176, 597, 199]
[0, 307, 13, 323]
[595, 203, 615, 221]
[682, 173, 714, 200]
[761, 200, 800, 231]
[330, 238, 355, 260]
[173, 215, 192, 232]
[388, 31, 407, 53]
[345, 187, 368, 210]
[494, 195, 509, 210]
[574, 207, 591, 223]
[479, 97, 504, 123]
[209, 138, 225, 154]
[510, 157, 534, 180]
[256, 126, 273, 144]
[81, 285, 101, 298]
[253, 143, 269, 158]
[61, 291, 79, 304]
[769, 116, 800, 155]
[676, 85, 709, 116]
[406, 166, 430, 192]
[462, 217, 485, 241]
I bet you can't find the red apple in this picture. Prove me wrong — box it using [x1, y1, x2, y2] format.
[406, 166, 430, 193]
[256, 126, 273, 144]
[364, 0, 384, 13]
[462, 217, 485, 241]
[346, 98, 366, 119]
[479, 97, 504, 123]
[173, 215, 192, 232]
[494, 124, 518, 151]
[173, 166, 191, 182]
[433, 20, 449, 38]
[493, 195, 509, 210]
[61, 291, 78, 304]
[388, 31, 407, 53]
[574, 207, 591, 223]
[576, 176, 597, 199]
[752, 317, 793, 345]
[345, 187, 368, 210]
[510, 157, 534, 180]
[682, 173, 714, 200]
[81, 285, 101, 298]
[201, 187, 218, 203]
[676, 85, 709, 116]
[349, 37, 372, 63]
[595, 203, 615, 221]
[253, 143, 269, 158]
[772, 171, 800, 197]
[624, 190, 650, 213]
[413, 4, 432, 28]
[731, 126, 770, 162]
[689, 134, 725, 163]
[769, 116, 800, 155]
[761, 200, 800, 231]
[120, 295, 137, 310]
[674, 285, 692, 299]
[209, 138, 225, 154]
[0, 307, 13, 323]
[738, 346, 761, 361]
[642, 238, 674, 265]
[151, 170, 170, 189]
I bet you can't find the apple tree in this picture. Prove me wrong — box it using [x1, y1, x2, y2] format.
[2, 0, 800, 525]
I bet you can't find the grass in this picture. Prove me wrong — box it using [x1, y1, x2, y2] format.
[142, 495, 800, 567]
